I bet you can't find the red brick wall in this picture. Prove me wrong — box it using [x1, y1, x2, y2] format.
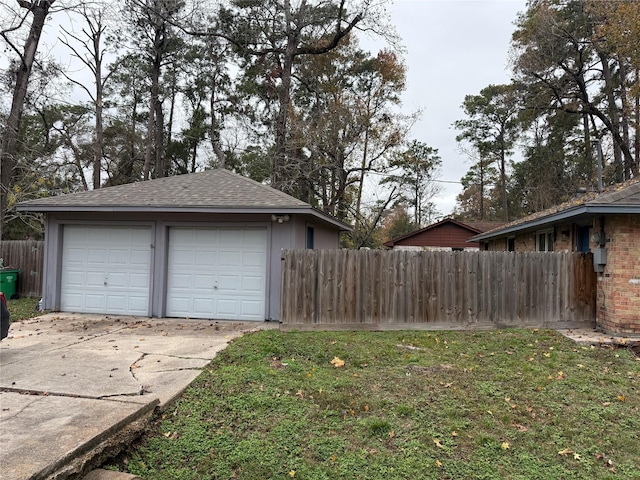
[596, 215, 640, 335]
[395, 223, 480, 249]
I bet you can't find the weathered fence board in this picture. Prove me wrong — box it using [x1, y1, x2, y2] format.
[280, 250, 596, 331]
[0, 240, 44, 298]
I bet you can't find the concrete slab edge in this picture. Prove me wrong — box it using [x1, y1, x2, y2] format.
[34, 398, 159, 480]
[82, 469, 142, 480]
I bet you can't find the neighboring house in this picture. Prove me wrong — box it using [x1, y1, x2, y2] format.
[469, 178, 640, 335]
[383, 218, 504, 251]
[16, 169, 349, 322]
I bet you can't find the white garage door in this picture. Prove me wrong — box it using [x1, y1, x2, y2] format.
[166, 227, 267, 321]
[61, 225, 152, 316]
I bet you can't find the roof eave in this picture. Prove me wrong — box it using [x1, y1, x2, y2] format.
[468, 204, 640, 242]
[16, 204, 352, 231]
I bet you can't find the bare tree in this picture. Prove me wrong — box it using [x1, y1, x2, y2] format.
[59, 4, 116, 189]
[0, 0, 56, 238]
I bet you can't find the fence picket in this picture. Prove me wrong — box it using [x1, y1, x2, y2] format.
[281, 250, 596, 331]
[0, 240, 44, 298]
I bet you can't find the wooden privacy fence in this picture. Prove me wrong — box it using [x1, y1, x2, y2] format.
[280, 250, 597, 331]
[0, 240, 44, 298]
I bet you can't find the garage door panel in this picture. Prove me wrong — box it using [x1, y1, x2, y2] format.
[216, 299, 238, 315]
[61, 226, 151, 316]
[87, 248, 107, 264]
[167, 297, 189, 315]
[65, 270, 85, 286]
[166, 227, 266, 321]
[62, 293, 83, 309]
[172, 250, 194, 265]
[241, 300, 263, 316]
[218, 275, 240, 292]
[86, 272, 105, 287]
[241, 276, 263, 292]
[169, 273, 192, 290]
[125, 297, 148, 314]
[196, 251, 217, 265]
[194, 273, 215, 287]
[108, 250, 130, 265]
[193, 299, 215, 315]
[243, 252, 264, 268]
[130, 273, 150, 289]
[85, 294, 106, 310]
[217, 230, 238, 247]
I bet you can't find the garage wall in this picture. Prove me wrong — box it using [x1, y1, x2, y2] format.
[41, 212, 343, 321]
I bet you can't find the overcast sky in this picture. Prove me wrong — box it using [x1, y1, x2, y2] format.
[379, 0, 527, 218]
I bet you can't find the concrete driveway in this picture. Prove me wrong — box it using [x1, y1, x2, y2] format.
[0, 313, 277, 480]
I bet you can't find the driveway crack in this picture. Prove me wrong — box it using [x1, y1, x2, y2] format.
[130, 353, 148, 395]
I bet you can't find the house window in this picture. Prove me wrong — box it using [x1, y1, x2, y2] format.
[306, 226, 314, 249]
[536, 230, 554, 252]
[507, 237, 515, 252]
[576, 225, 590, 252]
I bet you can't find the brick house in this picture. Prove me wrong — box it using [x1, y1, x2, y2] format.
[469, 179, 640, 335]
[383, 218, 504, 251]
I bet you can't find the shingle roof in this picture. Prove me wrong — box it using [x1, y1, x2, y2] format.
[16, 169, 352, 231]
[17, 169, 309, 210]
[470, 177, 640, 242]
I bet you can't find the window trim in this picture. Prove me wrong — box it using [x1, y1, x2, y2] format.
[536, 229, 554, 252]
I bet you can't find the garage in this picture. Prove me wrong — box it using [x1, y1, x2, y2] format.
[60, 225, 152, 316]
[166, 227, 267, 321]
[17, 169, 348, 321]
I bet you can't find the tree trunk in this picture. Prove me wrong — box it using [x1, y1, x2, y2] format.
[598, 51, 624, 182]
[0, 0, 52, 239]
[143, 48, 162, 180]
[272, 0, 298, 194]
[210, 70, 226, 169]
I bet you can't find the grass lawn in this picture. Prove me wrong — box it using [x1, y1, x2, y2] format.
[121, 328, 640, 479]
[5, 296, 43, 322]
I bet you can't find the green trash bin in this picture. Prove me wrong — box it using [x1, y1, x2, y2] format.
[0, 269, 19, 299]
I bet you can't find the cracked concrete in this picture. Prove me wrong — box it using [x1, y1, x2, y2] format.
[0, 313, 277, 480]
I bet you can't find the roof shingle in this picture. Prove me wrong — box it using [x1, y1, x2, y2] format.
[18, 169, 309, 210]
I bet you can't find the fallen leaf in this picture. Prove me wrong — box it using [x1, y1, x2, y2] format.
[364, 404, 369, 412]
[434, 438, 443, 448]
[573, 452, 581, 460]
[289, 470, 296, 477]
[435, 460, 443, 468]
[331, 357, 345, 368]
[501, 442, 510, 450]
[558, 448, 573, 456]
[451, 431, 458, 437]
[389, 430, 396, 439]
[617, 395, 626, 402]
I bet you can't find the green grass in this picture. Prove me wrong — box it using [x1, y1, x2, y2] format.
[122, 329, 640, 480]
[6, 296, 43, 322]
